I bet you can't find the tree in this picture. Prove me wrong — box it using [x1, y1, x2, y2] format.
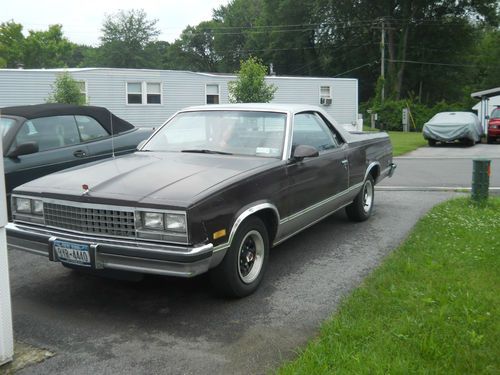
[474, 28, 500, 89]
[212, 0, 266, 72]
[166, 21, 222, 72]
[228, 57, 276, 103]
[314, 0, 499, 102]
[98, 9, 160, 68]
[23, 24, 73, 68]
[0, 21, 24, 68]
[46, 71, 86, 105]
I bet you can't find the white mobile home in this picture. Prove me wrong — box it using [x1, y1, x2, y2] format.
[0, 68, 358, 128]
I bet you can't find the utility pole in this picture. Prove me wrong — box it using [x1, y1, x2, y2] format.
[380, 17, 385, 103]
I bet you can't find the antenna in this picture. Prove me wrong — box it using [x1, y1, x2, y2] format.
[110, 110, 115, 159]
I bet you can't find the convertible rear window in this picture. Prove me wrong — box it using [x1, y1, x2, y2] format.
[144, 111, 287, 158]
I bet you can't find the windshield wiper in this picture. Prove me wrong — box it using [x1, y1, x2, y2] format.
[181, 149, 233, 155]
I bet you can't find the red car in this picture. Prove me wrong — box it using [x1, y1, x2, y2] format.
[488, 107, 500, 143]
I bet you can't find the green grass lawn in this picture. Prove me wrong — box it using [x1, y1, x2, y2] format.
[388, 131, 428, 156]
[277, 197, 500, 374]
[362, 127, 427, 156]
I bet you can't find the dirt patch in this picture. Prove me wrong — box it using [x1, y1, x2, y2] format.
[0, 342, 54, 374]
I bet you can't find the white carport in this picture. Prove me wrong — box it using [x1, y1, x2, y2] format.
[471, 87, 500, 135]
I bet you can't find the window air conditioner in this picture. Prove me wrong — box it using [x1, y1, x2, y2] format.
[320, 97, 332, 105]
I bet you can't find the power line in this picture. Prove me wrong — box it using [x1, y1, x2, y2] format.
[333, 61, 378, 77]
[386, 59, 476, 67]
[289, 41, 374, 74]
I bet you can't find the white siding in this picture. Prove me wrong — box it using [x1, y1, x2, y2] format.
[0, 68, 358, 128]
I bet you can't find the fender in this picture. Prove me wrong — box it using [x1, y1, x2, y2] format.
[212, 202, 280, 253]
[363, 161, 381, 183]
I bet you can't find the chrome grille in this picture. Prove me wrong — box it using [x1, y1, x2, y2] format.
[44, 203, 136, 237]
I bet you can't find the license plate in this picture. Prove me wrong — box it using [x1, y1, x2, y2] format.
[54, 240, 91, 267]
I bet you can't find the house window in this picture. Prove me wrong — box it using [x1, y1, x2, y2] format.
[147, 83, 161, 104]
[320, 86, 332, 106]
[127, 82, 162, 105]
[206, 84, 220, 104]
[127, 82, 143, 104]
[77, 81, 87, 103]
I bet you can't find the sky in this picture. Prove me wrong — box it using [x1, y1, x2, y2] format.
[1, 0, 230, 46]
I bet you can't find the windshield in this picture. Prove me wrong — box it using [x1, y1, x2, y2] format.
[143, 110, 287, 158]
[491, 108, 500, 119]
[0, 117, 17, 138]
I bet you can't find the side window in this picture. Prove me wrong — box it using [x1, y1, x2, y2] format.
[293, 113, 337, 152]
[14, 116, 80, 152]
[75, 116, 109, 142]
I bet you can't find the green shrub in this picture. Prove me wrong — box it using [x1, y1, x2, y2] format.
[46, 71, 86, 105]
[361, 99, 472, 132]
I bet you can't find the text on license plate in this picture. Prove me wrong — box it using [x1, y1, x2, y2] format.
[54, 240, 91, 267]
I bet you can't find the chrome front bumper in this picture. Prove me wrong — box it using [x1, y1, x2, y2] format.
[6, 222, 220, 278]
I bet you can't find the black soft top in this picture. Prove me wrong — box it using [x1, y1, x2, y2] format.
[1, 103, 134, 135]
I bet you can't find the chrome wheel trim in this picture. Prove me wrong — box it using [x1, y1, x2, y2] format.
[362, 179, 373, 214]
[238, 230, 265, 284]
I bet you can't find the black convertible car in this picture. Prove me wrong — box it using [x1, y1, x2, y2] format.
[7, 104, 396, 297]
[1, 103, 152, 196]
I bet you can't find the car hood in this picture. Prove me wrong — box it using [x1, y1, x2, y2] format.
[16, 152, 279, 207]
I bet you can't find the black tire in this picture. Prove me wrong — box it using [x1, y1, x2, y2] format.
[466, 139, 475, 147]
[487, 136, 494, 144]
[346, 176, 375, 222]
[428, 139, 436, 147]
[210, 216, 269, 298]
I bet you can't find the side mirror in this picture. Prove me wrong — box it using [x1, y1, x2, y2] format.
[7, 141, 39, 158]
[291, 145, 319, 161]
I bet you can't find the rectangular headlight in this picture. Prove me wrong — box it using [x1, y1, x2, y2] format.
[32, 200, 44, 215]
[143, 212, 164, 230]
[15, 197, 31, 213]
[165, 213, 186, 233]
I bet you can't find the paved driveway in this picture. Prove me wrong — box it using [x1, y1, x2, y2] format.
[8, 191, 454, 375]
[379, 143, 500, 189]
[10, 142, 494, 375]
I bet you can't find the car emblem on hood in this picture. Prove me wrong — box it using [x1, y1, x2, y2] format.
[82, 184, 89, 195]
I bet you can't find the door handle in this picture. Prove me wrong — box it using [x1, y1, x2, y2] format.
[73, 150, 87, 158]
[341, 159, 348, 169]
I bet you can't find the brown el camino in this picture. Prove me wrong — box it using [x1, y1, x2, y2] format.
[7, 104, 396, 297]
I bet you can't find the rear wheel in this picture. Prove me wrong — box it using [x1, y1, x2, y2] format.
[210, 217, 269, 298]
[464, 138, 475, 147]
[428, 139, 436, 147]
[346, 176, 374, 222]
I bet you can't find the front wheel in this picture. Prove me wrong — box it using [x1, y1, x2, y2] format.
[210, 217, 269, 298]
[428, 139, 436, 147]
[346, 176, 374, 222]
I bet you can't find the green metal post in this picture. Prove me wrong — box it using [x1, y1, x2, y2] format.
[471, 159, 491, 203]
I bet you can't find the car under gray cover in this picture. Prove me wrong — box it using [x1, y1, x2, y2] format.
[422, 111, 482, 146]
